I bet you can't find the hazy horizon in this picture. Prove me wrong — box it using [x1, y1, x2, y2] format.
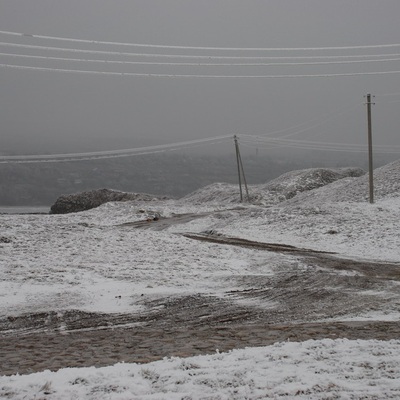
[1, 1, 400, 158]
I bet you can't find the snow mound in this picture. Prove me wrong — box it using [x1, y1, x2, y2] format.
[286, 159, 400, 205]
[182, 167, 364, 206]
[256, 166, 364, 203]
[181, 182, 244, 205]
[50, 188, 167, 214]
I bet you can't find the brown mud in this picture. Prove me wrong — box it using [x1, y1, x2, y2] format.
[1, 319, 399, 376]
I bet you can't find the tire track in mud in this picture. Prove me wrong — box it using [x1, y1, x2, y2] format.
[1, 319, 400, 376]
[2, 262, 400, 377]
[2, 216, 400, 376]
[119, 211, 218, 230]
[184, 232, 400, 280]
[183, 232, 335, 255]
[185, 232, 400, 324]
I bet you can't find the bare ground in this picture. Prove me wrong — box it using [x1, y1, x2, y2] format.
[1, 220, 400, 376]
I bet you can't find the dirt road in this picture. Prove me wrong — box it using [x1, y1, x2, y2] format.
[2, 229, 400, 376]
[1, 318, 399, 376]
[2, 207, 400, 376]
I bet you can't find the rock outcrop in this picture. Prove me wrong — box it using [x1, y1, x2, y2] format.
[50, 188, 167, 214]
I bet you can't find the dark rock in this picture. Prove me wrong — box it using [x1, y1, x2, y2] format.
[50, 188, 167, 214]
[326, 229, 339, 235]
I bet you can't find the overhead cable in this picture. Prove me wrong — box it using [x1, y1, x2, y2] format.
[376, 91, 400, 97]
[239, 141, 400, 154]
[239, 138, 400, 154]
[240, 134, 381, 147]
[247, 104, 362, 139]
[2, 52, 400, 67]
[0, 135, 231, 164]
[1, 30, 400, 52]
[239, 135, 400, 153]
[2, 42, 400, 61]
[2, 63, 400, 78]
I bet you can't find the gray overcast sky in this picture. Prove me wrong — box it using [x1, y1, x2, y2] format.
[1, 0, 400, 156]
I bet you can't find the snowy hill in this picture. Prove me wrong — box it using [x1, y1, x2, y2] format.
[177, 161, 400, 262]
[286, 159, 400, 206]
[182, 166, 364, 206]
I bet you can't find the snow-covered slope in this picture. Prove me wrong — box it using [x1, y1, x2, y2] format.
[255, 166, 364, 203]
[286, 159, 400, 205]
[173, 161, 400, 262]
[182, 167, 364, 206]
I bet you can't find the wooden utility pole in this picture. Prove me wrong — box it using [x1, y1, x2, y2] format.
[234, 135, 249, 202]
[234, 135, 243, 202]
[366, 94, 374, 204]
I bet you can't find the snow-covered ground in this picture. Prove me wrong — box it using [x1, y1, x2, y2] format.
[2, 339, 400, 399]
[175, 163, 400, 262]
[1, 161, 400, 398]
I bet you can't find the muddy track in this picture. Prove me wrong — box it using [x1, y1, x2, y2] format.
[183, 232, 335, 255]
[118, 208, 246, 231]
[1, 318, 400, 376]
[2, 260, 400, 377]
[2, 227, 400, 376]
[184, 232, 400, 279]
[119, 211, 217, 231]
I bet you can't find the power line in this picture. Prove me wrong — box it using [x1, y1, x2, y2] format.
[241, 135, 364, 148]
[240, 140, 400, 154]
[2, 51, 400, 67]
[377, 99, 400, 105]
[248, 104, 362, 139]
[239, 135, 400, 154]
[1, 30, 400, 52]
[3, 63, 400, 78]
[0, 135, 231, 164]
[3, 41, 400, 61]
[241, 134, 400, 149]
[376, 91, 400, 97]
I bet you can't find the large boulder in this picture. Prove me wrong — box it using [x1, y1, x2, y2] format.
[50, 188, 166, 214]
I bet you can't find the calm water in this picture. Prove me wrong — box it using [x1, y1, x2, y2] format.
[0, 206, 50, 214]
